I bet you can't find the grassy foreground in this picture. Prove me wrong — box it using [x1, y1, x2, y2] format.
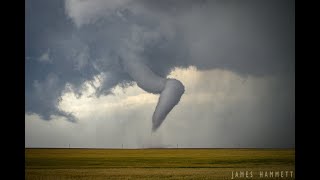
[25, 148, 295, 180]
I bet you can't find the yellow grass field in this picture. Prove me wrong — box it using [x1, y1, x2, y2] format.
[25, 148, 295, 180]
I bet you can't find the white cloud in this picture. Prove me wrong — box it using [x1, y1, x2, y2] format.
[26, 67, 294, 148]
[58, 78, 158, 121]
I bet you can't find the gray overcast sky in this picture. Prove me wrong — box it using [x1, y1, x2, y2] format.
[25, 0, 295, 148]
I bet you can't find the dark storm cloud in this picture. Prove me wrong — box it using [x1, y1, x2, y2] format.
[25, 0, 130, 120]
[26, 0, 294, 124]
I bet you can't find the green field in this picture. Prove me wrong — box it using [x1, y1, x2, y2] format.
[25, 148, 295, 180]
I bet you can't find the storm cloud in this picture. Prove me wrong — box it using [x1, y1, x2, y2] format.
[25, 0, 294, 148]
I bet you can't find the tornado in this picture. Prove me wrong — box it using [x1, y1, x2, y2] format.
[121, 58, 185, 131]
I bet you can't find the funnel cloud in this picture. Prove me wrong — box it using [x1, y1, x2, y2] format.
[121, 57, 184, 131]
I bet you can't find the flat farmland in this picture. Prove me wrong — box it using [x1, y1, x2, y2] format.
[25, 148, 295, 180]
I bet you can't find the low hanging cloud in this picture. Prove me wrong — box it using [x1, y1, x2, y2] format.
[25, 0, 294, 147]
[26, 0, 293, 122]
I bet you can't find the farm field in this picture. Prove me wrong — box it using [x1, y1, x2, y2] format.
[25, 148, 295, 180]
